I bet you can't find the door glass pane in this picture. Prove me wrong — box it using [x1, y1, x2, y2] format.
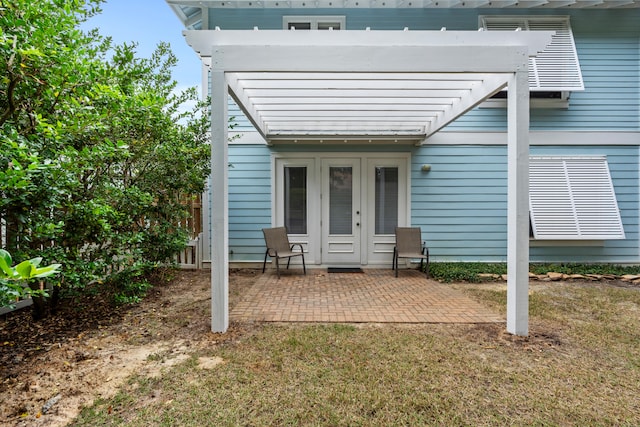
[329, 166, 352, 235]
[284, 167, 307, 234]
[375, 167, 399, 234]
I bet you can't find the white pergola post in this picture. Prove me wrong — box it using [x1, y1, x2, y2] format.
[210, 69, 229, 333]
[506, 67, 530, 336]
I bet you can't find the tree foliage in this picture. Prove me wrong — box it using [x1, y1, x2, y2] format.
[0, 0, 211, 317]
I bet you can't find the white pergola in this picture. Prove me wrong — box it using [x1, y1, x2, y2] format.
[184, 29, 554, 336]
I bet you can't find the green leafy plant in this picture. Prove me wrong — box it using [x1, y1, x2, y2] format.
[0, 248, 61, 308]
[109, 263, 154, 305]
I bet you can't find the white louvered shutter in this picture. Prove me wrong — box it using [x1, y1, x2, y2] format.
[481, 16, 584, 91]
[529, 157, 625, 240]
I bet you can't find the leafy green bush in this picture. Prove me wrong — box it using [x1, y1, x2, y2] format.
[113, 281, 152, 305]
[1, 0, 211, 317]
[109, 263, 155, 305]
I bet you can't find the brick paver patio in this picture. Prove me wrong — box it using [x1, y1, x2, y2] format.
[231, 268, 503, 324]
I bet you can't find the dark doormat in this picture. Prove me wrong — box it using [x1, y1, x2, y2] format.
[327, 267, 364, 273]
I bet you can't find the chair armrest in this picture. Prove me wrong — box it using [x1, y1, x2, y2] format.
[290, 243, 304, 253]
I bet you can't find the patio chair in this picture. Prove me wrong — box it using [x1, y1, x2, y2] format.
[262, 227, 306, 279]
[393, 227, 429, 278]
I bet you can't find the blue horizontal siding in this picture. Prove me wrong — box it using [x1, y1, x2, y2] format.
[411, 144, 639, 263]
[209, 8, 638, 132]
[228, 144, 272, 261]
[412, 145, 505, 261]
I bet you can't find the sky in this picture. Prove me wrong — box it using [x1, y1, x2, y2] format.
[82, 0, 202, 92]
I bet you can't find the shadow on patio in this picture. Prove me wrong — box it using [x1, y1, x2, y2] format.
[231, 268, 503, 324]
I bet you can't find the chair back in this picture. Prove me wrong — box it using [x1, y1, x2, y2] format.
[395, 227, 422, 253]
[263, 227, 291, 255]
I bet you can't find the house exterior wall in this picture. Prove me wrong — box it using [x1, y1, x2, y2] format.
[412, 143, 639, 263]
[210, 7, 640, 265]
[226, 143, 639, 264]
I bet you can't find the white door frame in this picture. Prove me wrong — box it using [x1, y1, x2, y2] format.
[272, 152, 411, 266]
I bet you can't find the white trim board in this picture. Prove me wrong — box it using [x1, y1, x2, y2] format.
[231, 130, 640, 146]
[425, 131, 640, 146]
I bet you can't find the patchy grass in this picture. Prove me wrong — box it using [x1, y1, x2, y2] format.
[70, 281, 640, 427]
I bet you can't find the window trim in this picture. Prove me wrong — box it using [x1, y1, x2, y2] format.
[529, 156, 625, 241]
[283, 16, 345, 30]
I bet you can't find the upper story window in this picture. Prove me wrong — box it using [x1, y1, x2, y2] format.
[480, 16, 584, 108]
[283, 16, 345, 30]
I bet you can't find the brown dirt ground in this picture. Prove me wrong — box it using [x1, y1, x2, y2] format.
[0, 269, 258, 427]
[1, 270, 635, 426]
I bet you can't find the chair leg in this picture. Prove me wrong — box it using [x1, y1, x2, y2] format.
[275, 257, 281, 279]
[286, 257, 291, 270]
[262, 250, 269, 273]
[394, 252, 399, 278]
[301, 254, 306, 275]
[425, 249, 430, 279]
[392, 248, 396, 271]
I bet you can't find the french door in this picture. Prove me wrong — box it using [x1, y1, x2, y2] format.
[321, 158, 361, 265]
[274, 154, 409, 266]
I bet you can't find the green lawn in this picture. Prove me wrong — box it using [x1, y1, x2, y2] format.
[71, 281, 640, 426]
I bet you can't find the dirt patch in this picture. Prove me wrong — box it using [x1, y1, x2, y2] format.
[0, 269, 258, 427]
